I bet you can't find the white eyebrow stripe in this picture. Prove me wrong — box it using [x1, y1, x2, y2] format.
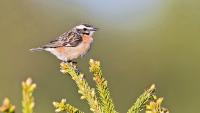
[76, 25, 86, 29]
[76, 25, 93, 30]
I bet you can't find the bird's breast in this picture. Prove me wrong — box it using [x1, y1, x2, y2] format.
[75, 36, 93, 56]
[82, 35, 93, 43]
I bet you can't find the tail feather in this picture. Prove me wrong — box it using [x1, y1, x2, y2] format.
[29, 47, 44, 52]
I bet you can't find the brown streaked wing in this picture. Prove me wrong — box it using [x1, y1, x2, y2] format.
[62, 31, 82, 47]
[41, 31, 82, 48]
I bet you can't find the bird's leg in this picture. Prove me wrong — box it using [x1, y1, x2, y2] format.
[60, 60, 74, 68]
[69, 60, 77, 65]
[67, 60, 72, 63]
[62, 60, 68, 64]
[66, 60, 80, 74]
[66, 60, 75, 66]
[67, 60, 78, 65]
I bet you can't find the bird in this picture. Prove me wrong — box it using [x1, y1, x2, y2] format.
[30, 24, 98, 63]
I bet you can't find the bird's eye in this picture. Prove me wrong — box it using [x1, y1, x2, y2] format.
[83, 28, 87, 31]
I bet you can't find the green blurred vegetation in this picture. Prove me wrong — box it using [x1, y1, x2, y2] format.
[0, 0, 200, 113]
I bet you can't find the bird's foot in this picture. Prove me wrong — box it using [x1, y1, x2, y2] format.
[66, 61, 76, 67]
[66, 60, 77, 64]
[64, 61, 80, 74]
[60, 60, 80, 74]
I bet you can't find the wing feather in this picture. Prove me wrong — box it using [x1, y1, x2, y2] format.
[41, 31, 82, 48]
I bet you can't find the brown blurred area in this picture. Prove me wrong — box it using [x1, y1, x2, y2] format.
[0, 0, 200, 113]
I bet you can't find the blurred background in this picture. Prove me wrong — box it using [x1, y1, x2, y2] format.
[0, 0, 200, 112]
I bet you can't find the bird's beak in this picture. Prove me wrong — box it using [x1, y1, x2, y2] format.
[91, 27, 98, 31]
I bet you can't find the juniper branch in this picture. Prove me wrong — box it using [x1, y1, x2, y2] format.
[127, 84, 156, 113]
[0, 98, 15, 113]
[89, 59, 117, 113]
[53, 99, 84, 113]
[146, 96, 169, 113]
[22, 78, 36, 113]
[60, 62, 102, 113]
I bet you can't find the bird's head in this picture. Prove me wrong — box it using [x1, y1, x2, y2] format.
[74, 24, 98, 36]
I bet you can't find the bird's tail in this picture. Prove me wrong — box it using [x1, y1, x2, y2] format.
[29, 47, 44, 52]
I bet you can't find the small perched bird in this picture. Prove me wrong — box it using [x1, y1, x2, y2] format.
[30, 24, 98, 63]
